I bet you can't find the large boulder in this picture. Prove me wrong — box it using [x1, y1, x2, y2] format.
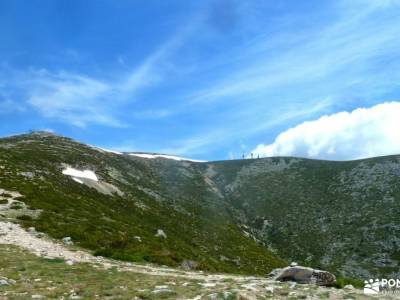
[268, 264, 336, 286]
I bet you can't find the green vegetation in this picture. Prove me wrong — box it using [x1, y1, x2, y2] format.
[1, 245, 367, 299]
[210, 156, 400, 279]
[334, 277, 364, 289]
[1, 132, 399, 280]
[0, 245, 208, 299]
[9, 202, 23, 210]
[16, 215, 33, 221]
[0, 133, 285, 276]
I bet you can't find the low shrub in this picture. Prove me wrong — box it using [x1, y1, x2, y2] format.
[16, 215, 33, 221]
[10, 203, 24, 210]
[334, 277, 364, 289]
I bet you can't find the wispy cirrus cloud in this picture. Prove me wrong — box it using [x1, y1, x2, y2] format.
[26, 70, 118, 127]
[191, 0, 400, 106]
[1, 22, 195, 128]
[164, 0, 400, 157]
[0, 99, 25, 114]
[2, 0, 400, 160]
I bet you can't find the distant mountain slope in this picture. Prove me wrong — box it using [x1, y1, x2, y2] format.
[208, 156, 400, 279]
[1, 132, 399, 279]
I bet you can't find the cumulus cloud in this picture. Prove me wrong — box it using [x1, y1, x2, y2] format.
[251, 102, 400, 160]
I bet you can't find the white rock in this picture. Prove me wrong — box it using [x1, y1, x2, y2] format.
[152, 289, 173, 294]
[0, 279, 9, 286]
[62, 237, 73, 245]
[208, 293, 218, 300]
[155, 285, 169, 289]
[265, 286, 274, 293]
[201, 282, 217, 288]
[344, 284, 354, 290]
[155, 229, 167, 239]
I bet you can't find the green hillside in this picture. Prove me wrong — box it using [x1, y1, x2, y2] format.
[210, 156, 400, 278]
[0, 132, 285, 275]
[1, 131, 399, 279]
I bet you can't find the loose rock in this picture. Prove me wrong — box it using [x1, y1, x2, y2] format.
[155, 229, 167, 239]
[62, 237, 73, 245]
[0, 278, 9, 286]
[268, 265, 336, 286]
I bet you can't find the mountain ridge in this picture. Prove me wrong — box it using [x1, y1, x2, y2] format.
[10, 130, 400, 163]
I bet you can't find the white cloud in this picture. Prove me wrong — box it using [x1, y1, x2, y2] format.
[166, 0, 400, 157]
[8, 34, 178, 128]
[1, 23, 194, 128]
[0, 99, 25, 114]
[27, 70, 120, 127]
[251, 102, 400, 160]
[131, 109, 172, 119]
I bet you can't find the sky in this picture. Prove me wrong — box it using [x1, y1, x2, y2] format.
[1, 0, 400, 161]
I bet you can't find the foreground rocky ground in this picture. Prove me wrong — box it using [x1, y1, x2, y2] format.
[0, 222, 397, 299]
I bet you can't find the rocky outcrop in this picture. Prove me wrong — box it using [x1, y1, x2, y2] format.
[0, 276, 15, 286]
[268, 263, 336, 286]
[181, 260, 198, 270]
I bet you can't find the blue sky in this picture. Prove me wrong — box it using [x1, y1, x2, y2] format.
[1, 0, 400, 160]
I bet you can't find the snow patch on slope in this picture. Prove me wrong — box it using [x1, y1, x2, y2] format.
[90, 145, 123, 155]
[129, 153, 205, 162]
[72, 177, 84, 184]
[62, 167, 98, 182]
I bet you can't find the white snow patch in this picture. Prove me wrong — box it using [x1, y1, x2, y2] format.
[62, 167, 98, 181]
[90, 145, 123, 155]
[129, 153, 205, 162]
[72, 177, 84, 184]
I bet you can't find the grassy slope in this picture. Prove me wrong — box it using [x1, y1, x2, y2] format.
[1, 132, 400, 279]
[0, 133, 285, 275]
[1, 245, 368, 300]
[0, 245, 212, 300]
